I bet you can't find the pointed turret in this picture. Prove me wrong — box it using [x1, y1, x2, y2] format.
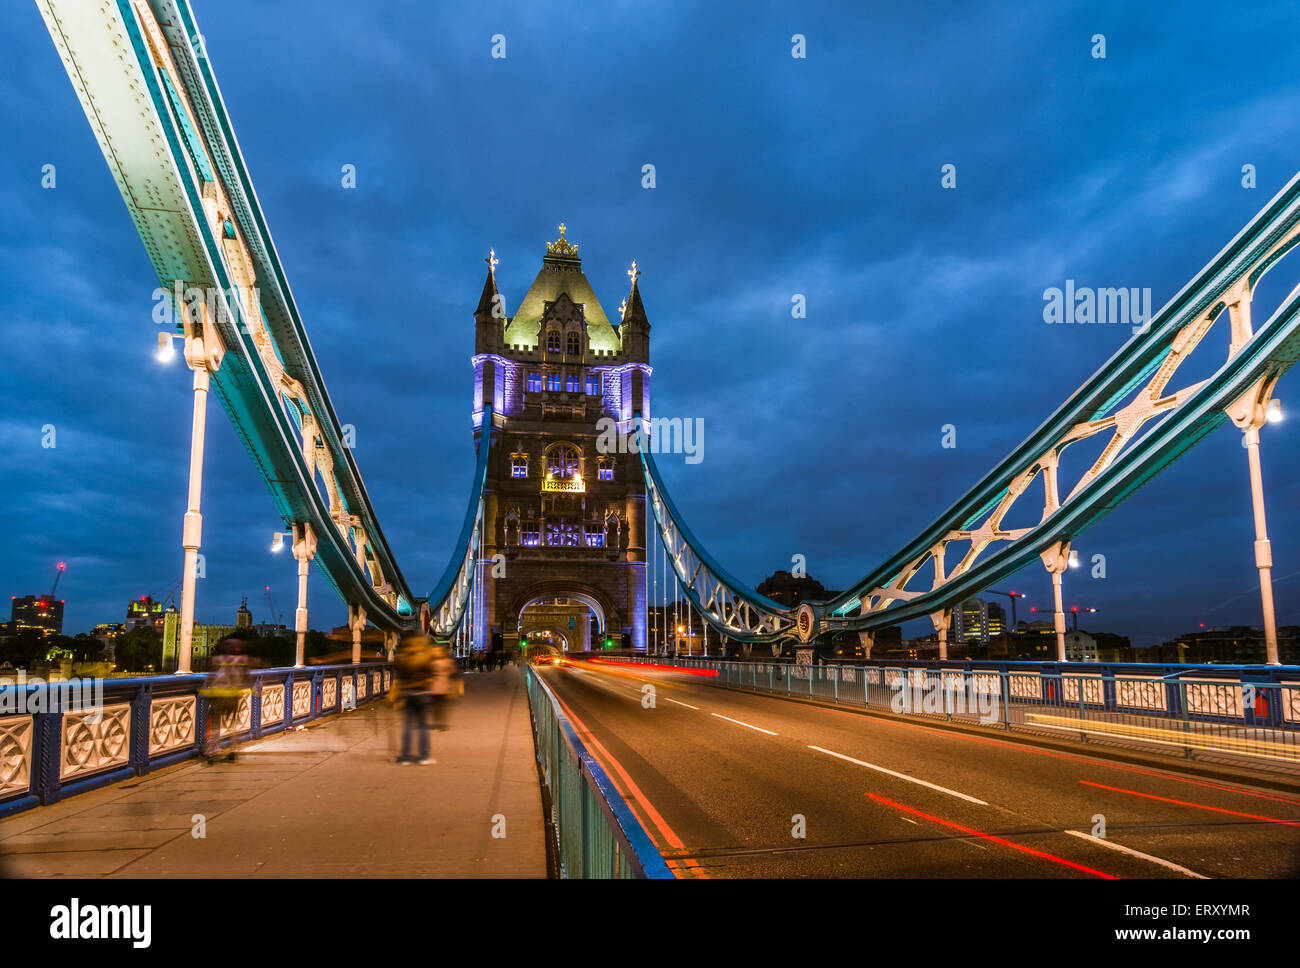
[619, 261, 650, 363]
[475, 248, 503, 354]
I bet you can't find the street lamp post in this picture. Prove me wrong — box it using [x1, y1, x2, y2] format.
[1040, 541, 1072, 662]
[1227, 382, 1282, 665]
[158, 304, 224, 675]
[274, 524, 317, 666]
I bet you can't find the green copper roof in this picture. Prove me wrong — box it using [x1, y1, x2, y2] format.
[503, 255, 622, 355]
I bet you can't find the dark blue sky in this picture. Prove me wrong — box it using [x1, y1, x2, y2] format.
[2, 0, 1297, 645]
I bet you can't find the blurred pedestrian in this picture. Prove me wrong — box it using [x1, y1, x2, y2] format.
[430, 643, 460, 733]
[391, 633, 436, 765]
[199, 638, 252, 763]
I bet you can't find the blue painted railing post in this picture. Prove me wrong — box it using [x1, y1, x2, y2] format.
[195, 694, 211, 756]
[250, 675, 263, 738]
[130, 682, 152, 776]
[34, 709, 62, 806]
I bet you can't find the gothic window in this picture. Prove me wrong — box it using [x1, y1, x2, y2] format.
[521, 526, 540, 547]
[586, 374, 601, 396]
[504, 511, 520, 545]
[605, 513, 621, 548]
[547, 331, 561, 353]
[545, 517, 580, 546]
[546, 444, 580, 480]
[565, 372, 580, 393]
[598, 457, 614, 482]
[585, 524, 604, 547]
[546, 372, 562, 392]
[511, 453, 528, 479]
[526, 371, 541, 393]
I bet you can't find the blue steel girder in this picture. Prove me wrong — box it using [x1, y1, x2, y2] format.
[639, 429, 793, 644]
[637, 174, 1300, 642]
[423, 413, 494, 638]
[36, 0, 414, 628]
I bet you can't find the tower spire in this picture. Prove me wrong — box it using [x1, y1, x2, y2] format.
[475, 248, 501, 319]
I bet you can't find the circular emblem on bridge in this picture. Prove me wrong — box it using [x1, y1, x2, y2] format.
[795, 603, 818, 643]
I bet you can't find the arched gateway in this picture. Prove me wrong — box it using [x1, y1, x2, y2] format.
[464, 227, 650, 655]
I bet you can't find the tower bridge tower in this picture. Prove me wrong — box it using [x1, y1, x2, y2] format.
[470, 226, 650, 654]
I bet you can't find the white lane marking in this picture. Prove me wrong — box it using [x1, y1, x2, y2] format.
[808, 745, 989, 805]
[665, 697, 700, 710]
[712, 713, 777, 736]
[1063, 830, 1209, 879]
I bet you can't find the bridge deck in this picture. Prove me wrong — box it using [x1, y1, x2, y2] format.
[0, 668, 546, 878]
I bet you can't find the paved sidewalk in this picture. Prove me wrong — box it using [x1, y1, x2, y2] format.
[0, 667, 546, 878]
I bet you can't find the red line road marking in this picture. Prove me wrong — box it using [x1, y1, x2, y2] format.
[865, 792, 1119, 879]
[1079, 781, 1300, 827]
[549, 684, 709, 877]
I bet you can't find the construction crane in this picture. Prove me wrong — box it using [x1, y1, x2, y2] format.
[987, 589, 1027, 631]
[49, 561, 66, 599]
[264, 585, 283, 628]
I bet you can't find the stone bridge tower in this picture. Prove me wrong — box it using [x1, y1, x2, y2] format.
[468, 226, 650, 654]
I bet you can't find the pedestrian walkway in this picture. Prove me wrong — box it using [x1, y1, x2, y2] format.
[0, 667, 546, 877]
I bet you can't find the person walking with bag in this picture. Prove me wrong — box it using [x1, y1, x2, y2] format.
[390, 633, 436, 765]
[429, 643, 460, 733]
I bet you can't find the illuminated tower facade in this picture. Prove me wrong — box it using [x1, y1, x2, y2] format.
[470, 226, 650, 654]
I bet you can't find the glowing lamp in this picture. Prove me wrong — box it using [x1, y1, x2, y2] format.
[271, 531, 285, 552]
[1266, 399, 1283, 423]
[157, 331, 177, 362]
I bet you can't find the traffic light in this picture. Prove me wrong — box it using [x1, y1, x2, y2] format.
[604, 638, 613, 648]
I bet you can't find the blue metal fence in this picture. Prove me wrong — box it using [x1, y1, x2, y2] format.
[0, 662, 392, 818]
[523, 665, 673, 879]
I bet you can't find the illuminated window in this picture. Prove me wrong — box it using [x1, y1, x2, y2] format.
[598, 458, 613, 482]
[546, 372, 562, 392]
[546, 518, 580, 546]
[566, 333, 581, 356]
[586, 374, 601, 396]
[521, 528, 540, 547]
[547, 331, 561, 353]
[585, 529, 604, 547]
[547, 444, 580, 479]
[526, 371, 541, 393]
[511, 454, 528, 479]
[565, 373, 580, 393]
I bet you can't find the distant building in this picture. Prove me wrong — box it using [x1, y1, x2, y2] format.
[161, 609, 233, 673]
[756, 570, 828, 608]
[92, 623, 125, 661]
[236, 597, 253, 630]
[951, 599, 1005, 646]
[125, 595, 166, 633]
[1064, 630, 1097, 662]
[1147, 626, 1299, 665]
[9, 595, 64, 637]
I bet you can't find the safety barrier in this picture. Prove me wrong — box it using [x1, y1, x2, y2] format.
[0, 662, 392, 818]
[617, 656, 1300, 771]
[523, 665, 673, 878]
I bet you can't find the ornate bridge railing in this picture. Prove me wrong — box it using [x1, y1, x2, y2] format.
[0, 662, 392, 818]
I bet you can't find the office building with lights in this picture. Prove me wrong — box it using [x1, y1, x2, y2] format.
[9, 595, 64, 637]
